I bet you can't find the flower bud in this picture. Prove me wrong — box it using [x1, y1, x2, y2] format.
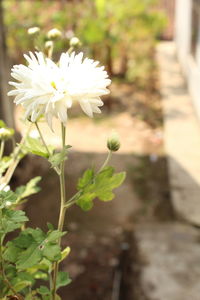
[0, 127, 14, 140]
[28, 27, 40, 35]
[69, 37, 81, 47]
[45, 40, 54, 50]
[47, 28, 62, 39]
[107, 131, 120, 152]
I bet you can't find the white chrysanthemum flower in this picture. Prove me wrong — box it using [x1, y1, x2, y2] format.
[8, 52, 111, 128]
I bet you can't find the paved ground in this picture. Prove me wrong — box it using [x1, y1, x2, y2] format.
[134, 223, 200, 300]
[157, 42, 200, 226]
[132, 41, 200, 300]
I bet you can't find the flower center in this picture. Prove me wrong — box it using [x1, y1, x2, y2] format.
[51, 81, 57, 90]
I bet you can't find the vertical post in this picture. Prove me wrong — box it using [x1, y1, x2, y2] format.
[0, 0, 14, 128]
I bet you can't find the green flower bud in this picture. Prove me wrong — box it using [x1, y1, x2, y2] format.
[47, 28, 62, 39]
[69, 37, 81, 47]
[107, 131, 120, 152]
[0, 127, 14, 140]
[27, 27, 40, 35]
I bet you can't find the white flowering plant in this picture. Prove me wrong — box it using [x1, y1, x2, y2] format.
[0, 29, 125, 300]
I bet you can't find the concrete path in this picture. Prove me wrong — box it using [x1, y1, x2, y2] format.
[157, 41, 200, 226]
[134, 223, 200, 300]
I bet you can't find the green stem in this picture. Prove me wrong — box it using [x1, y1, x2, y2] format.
[35, 122, 51, 157]
[1, 124, 32, 187]
[98, 150, 112, 173]
[52, 124, 67, 300]
[0, 140, 5, 160]
[35, 122, 60, 175]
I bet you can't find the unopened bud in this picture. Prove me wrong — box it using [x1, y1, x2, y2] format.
[47, 28, 62, 39]
[45, 40, 54, 50]
[107, 131, 120, 152]
[0, 127, 14, 140]
[28, 27, 40, 35]
[69, 37, 81, 47]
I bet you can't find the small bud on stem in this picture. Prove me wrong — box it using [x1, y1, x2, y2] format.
[107, 131, 120, 152]
[28, 27, 40, 36]
[47, 28, 62, 40]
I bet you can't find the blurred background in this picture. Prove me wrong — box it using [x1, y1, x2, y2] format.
[1, 0, 200, 299]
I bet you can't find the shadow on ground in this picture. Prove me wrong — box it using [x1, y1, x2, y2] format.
[12, 150, 173, 300]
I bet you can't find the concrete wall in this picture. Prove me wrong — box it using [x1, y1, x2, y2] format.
[175, 0, 200, 120]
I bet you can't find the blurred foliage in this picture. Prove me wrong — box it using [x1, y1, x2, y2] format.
[3, 0, 166, 84]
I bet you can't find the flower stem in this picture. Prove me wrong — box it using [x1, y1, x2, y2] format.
[35, 122, 51, 157]
[52, 124, 67, 300]
[98, 150, 112, 173]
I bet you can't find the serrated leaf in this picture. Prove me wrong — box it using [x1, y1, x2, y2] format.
[77, 169, 94, 190]
[17, 242, 43, 269]
[76, 166, 126, 211]
[46, 230, 66, 243]
[43, 244, 61, 261]
[56, 271, 71, 290]
[37, 285, 50, 295]
[48, 145, 71, 168]
[3, 242, 21, 263]
[76, 194, 94, 211]
[14, 228, 62, 269]
[1, 209, 28, 234]
[0, 190, 18, 209]
[15, 176, 41, 203]
[13, 280, 31, 292]
[24, 137, 52, 158]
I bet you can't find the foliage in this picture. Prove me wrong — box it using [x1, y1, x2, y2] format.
[3, 0, 166, 83]
[0, 117, 125, 298]
[76, 166, 126, 210]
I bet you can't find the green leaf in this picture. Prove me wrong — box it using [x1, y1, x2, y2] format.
[47, 222, 54, 231]
[0, 156, 13, 176]
[37, 285, 50, 295]
[24, 137, 52, 158]
[48, 145, 71, 168]
[59, 246, 70, 262]
[43, 244, 61, 261]
[13, 280, 31, 292]
[0, 190, 18, 209]
[1, 209, 28, 234]
[77, 169, 94, 190]
[56, 271, 71, 290]
[16, 242, 43, 269]
[3, 242, 21, 263]
[77, 194, 94, 211]
[0, 120, 6, 128]
[15, 176, 41, 202]
[46, 230, 66, 243]
[76, 166, 126, 211]
[12, 228, 62, 269]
